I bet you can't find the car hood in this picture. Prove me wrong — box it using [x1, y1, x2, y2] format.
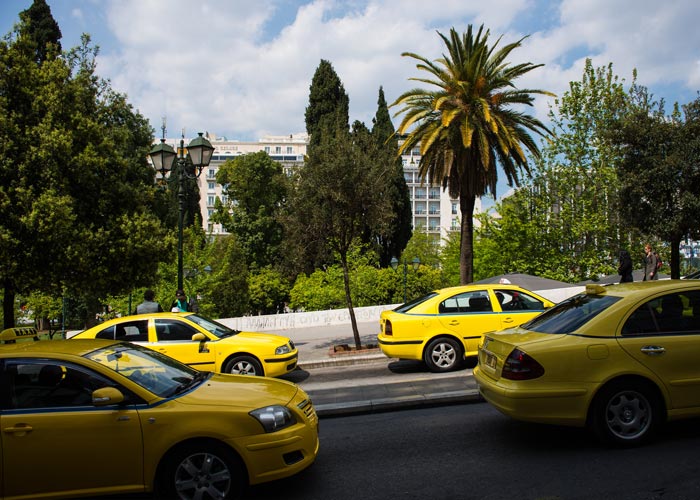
[222, 331, 291, 347]
[178, 373, 299, 408]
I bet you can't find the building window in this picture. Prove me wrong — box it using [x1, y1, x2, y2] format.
[451, 203, 458, 215]
[287, 146, 293, 154]
[275, 146, 281, 154]
[208, 168, 216, 178]
[208, 182, 216, 190]
[264, 146, 270, 153]
[207, 196, 215, 206]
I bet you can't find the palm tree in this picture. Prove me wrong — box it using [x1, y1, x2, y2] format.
[392, 25, 553, 284]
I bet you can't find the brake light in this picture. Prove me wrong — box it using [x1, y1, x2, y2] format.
[502, 349, 544, 380]
[384, 320, 393, 336]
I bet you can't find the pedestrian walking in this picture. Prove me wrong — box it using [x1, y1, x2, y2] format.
[170, 289, 198, 312]
[618, 250, 633, 283]
[643, 243, 658, 281]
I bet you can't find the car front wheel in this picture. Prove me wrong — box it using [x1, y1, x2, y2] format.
[158, 441, 246, 500]
[424, 337, 463, 372]
[589, 380, 662, 447]
[224, 356, 263, 376]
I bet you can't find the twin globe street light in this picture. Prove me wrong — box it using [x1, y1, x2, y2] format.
[390, 256, 421, 303]
[148, 133, 215, 291]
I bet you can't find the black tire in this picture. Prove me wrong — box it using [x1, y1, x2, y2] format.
[224, 356, 263, 376]
[588, 380, 662, 447]
[423, 337, 463, 372]
[157, 441, 246, 500]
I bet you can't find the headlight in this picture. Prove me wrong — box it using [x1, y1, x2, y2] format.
[275, 344, 291, 355]
[250, 405, 295, 433]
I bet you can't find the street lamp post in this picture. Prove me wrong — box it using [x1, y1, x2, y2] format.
[149, 132, 214, 291]
[391, 256, 421, 303]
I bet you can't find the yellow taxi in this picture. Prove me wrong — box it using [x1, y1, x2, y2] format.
[378, 284, 554, 372]
[71, 312, 297, 377]
[474, 280, 700, 446]
[0, 335, 318, 500]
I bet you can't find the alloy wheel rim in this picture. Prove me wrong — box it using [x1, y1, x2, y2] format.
[175, 452, 231, 500]
[605, 390, 651, 440]
[431, 343, 456, 368]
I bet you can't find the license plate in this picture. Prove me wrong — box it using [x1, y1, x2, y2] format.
[484, 351, 497, 369]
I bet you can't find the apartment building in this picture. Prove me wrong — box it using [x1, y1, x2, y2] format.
[163, 133, 476, 243]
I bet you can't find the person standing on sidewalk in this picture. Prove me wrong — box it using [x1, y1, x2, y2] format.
[136, 289, 163, 314]
[643, 243, 658, 281]
[618, 250, 633, 283]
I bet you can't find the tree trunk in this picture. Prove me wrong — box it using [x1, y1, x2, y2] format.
[340, 251, 362, 350]
[459, 195, 476, 284]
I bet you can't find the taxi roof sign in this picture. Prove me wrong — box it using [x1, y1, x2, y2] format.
[0, 327, 40, 343]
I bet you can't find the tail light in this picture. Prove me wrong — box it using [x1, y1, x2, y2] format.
[383, 320, 393, 336]
[502, 349, 544, 380]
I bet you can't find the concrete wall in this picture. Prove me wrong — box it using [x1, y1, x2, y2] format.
[217, 286, 584, 332]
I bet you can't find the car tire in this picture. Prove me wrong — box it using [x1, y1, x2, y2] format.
[157, 440, 246, 500]
[224, 356, 263, 376]
[588, 379, 662, 447]
[424, 337, 463, 372]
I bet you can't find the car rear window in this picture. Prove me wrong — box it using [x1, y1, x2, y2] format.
[520, 293, 620, 334]
[394, 292, 439, 313]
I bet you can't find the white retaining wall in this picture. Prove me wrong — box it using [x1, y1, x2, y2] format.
[217, 286, 584, 332]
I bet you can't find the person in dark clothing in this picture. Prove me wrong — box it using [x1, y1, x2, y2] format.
[136, 289, 163, 314]
[618, 250, 633, 283]
[170, 289, 199, 313]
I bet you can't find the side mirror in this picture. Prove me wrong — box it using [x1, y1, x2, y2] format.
[92, 387, 124, 406]
[192, 333, 206, 342]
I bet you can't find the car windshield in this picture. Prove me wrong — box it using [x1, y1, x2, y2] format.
[395, 292, 439, 313]
[187, 314, 240, 339]
[520, 293, 620, 334]
[85, 343, 208, 398]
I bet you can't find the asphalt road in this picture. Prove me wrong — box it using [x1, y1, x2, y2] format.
[244, 403, 700, 500]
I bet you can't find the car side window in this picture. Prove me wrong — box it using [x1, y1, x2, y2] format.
[155, 319, 197, 341]
[439, 291, 492, 313]
[495, 289, 545, 311]
[3, 360, 111, 410]
[622, 291, 700, 336]
[95, 320, 148, 342]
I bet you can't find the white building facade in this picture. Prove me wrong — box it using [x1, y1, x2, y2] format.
[162, 133, 478, 244]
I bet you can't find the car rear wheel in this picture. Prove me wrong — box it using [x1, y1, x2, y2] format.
[424, 337, 463, 372]
[589, 380, 661, 447]
[224, 356, 263, 376]
[158, 441, 246, 500]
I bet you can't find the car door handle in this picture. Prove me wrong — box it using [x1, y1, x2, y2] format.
[448, 320, 460, 326]
[4, 424, 33, 436]
[502, 317, 514, 324]
[640, 345, 666, 356]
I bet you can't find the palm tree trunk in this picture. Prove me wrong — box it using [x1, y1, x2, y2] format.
[459, 195, 476, 284]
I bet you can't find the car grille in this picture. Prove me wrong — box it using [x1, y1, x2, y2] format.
[297, 398, 316, 420]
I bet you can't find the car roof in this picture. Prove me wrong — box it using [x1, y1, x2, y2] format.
[586, 279, 700, 299]
[0, 338, 119, 358]
[435, 283, 536, 294]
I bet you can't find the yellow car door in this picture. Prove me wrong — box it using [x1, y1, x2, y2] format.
[146, 318, 217, 372]
[2, 360, 143, 498]
[617, 291, 700, 409]
[437, 290, 501, 355]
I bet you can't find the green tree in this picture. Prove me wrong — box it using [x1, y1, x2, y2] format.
[614, 96, 700, 278]
[0, 26, 169, 328]
[285, 121, 393, 348]
[305, 59, 349, 147]
[206, 235, 249, 318]
[248, 267, 290, 315]
[213, 151, 287, 269]
[370, 86, 413, 267]
[18, 0, 61, 64]
[392, 25, 552, 284]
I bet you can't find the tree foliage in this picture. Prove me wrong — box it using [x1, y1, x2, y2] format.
[369, 87, 412, 266]
[213, 151, 288, 270]
[0, 17, 169, 327]
[613, 95, 700, 278]
[304, 59, 349, 147]
[392, 25, 552, 284]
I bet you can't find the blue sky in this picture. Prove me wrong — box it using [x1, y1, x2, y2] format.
[2, 0, 700, 202]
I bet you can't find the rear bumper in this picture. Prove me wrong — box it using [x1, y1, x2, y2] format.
[377, 335, 423, 360]
[473, 365, 592, 427]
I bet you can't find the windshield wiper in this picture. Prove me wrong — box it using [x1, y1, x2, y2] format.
[170, 371, 209, 396]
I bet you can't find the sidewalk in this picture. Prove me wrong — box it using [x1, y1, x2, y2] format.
[275, 322, 482, 417]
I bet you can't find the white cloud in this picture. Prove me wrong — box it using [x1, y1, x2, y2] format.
[86, 0, 700, 141]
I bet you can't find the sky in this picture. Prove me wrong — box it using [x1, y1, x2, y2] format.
[2, 0, 700, 202]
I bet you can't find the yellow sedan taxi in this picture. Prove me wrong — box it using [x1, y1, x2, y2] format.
[474, 280, 700, 446]
[71, 312, 297, 377]
[378, 284, 554, 372]
[0, 336, 318, 500]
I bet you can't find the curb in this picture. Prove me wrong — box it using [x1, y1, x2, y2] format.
[313, 389, 482, 417]
[297, 352, 388, 370]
